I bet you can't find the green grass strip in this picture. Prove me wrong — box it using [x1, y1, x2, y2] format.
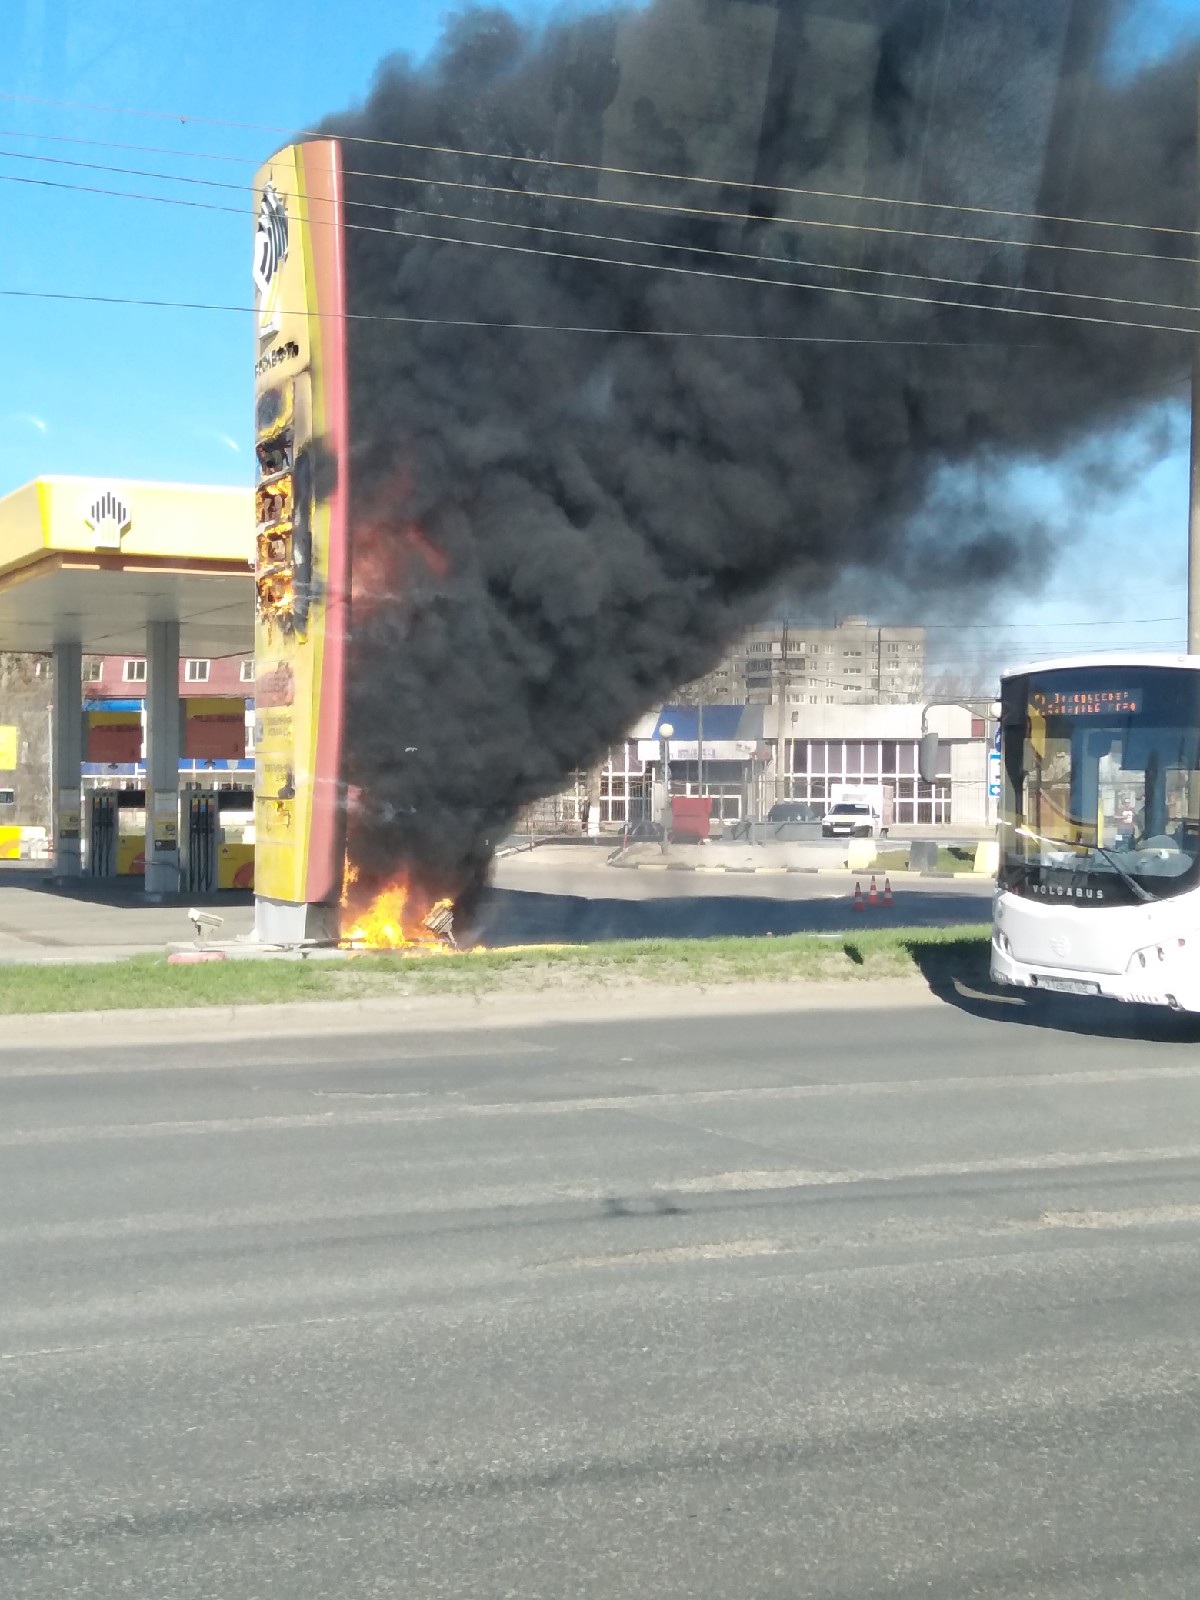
[874, 847, 978, 874]
[0, 926, 992, 1014]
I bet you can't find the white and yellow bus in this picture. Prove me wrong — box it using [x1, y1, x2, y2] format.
[991, 655, 1200, 1011]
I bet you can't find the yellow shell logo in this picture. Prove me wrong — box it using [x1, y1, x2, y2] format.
[253, 183, 289, 343]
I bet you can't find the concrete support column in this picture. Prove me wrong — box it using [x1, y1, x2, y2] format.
[145, 621, 181, 896]
[51, 641, 84, 877]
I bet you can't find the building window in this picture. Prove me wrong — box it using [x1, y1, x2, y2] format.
[122, 659, 147, 683]
[240, 660, 255, 684]
[825, 695, 835, 704]
[82, 660, 103, 683]
[185, 660, 210, 683]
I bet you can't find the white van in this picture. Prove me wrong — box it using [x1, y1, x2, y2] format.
[821, 800, 881, 839]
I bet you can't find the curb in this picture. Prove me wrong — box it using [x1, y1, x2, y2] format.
[0, 980, 950, 1052]
[616, 861, 997, 884]
[624, 861, 861, 876]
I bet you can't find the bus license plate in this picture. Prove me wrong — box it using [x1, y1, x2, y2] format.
[1036, 977, 1100, 996]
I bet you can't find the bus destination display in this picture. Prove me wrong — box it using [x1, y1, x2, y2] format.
[1031, 688, 1142, 718]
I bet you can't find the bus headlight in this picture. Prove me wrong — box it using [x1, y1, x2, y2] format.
[994, 930, 1012, 957]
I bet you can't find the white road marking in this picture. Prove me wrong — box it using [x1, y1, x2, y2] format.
[1039, 1203, 1200, 1231]
[543, 1238, 783, 1271]
[5, 1061, 1200, 1146]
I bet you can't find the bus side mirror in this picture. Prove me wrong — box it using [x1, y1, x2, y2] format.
[918, 732, 940, 785]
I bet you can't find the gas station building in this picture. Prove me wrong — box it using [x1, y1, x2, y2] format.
[0, 475, 254, 893]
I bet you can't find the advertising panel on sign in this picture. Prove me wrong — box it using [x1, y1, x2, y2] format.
[86, 710, 141, 765]
[184, 699, 247, 763]
[251, 140, 350, 913]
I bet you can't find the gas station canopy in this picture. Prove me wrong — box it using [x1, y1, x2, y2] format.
[0, 477, 253, 657]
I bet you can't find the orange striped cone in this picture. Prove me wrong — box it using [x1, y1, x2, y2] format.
[868, 874, 879, 908]
[883, 876, 894, 909]
[852, 881, 864, 913]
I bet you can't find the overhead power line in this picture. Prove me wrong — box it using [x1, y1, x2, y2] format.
[918, 615, 1185, 630]
[1, 146, 1195, 322]
[1, 170, 1195, 337]
[0, 286, 1026, 346]
[5, 141, 1195, 274]
[335, 167, 1200, 271]
[1, 89, 1194, 243]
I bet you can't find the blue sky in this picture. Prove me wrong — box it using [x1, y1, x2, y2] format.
[0, 0, 1193, 678]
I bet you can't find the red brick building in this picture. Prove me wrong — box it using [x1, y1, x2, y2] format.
[84, 653, 255, 700]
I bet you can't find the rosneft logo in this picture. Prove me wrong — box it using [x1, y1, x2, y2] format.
[83, 489, 131, 551]
[253, 183, 289, 343]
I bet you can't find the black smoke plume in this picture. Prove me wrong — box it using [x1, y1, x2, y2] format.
[319, 0, 1198, 914]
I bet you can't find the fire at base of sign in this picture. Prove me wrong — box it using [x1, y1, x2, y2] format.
[339, 864, 459, 952]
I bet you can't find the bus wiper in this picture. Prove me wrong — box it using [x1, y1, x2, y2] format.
[1014, 824, 1155, 903]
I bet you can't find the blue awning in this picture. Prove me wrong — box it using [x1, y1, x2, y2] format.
[651, 705, 745, 741]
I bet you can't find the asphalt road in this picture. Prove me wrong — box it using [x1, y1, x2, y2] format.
[6, 988, 1200, 1597]
[0, 851, 989, 961]
[477, 847, 990, 942]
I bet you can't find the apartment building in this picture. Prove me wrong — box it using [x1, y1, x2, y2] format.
[686, 618, 926, 707]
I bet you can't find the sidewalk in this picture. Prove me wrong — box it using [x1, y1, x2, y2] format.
[0, 871, 254, 963]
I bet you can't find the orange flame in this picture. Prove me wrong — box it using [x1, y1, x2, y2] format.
[340, 864, 457, 953]
[257, 567, 294, 617]
[351, 513, 447, 606]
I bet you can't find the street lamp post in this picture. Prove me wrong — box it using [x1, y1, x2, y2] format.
[659, 721, 674, 855]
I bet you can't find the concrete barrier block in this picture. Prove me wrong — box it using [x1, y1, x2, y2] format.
[974, 840, 999, 875]
[846, 841, 877, 873]
[909, 840, 940, 873]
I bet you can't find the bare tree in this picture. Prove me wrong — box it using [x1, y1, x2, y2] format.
[0, 653, 53, 831]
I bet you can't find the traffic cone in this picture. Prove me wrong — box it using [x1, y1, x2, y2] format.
[852, 881, 864, 913]
[868, 874, 879, 908]
[883, 876, 893, 909]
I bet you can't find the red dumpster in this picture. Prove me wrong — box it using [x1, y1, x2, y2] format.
[671, 796, 713, 842]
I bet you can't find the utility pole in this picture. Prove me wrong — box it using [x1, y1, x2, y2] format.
[775, 619, 791, 806]
[1189, 73, 1200, 654]
[1191, 343, 1200, 653]
[696, 699, 704, 800]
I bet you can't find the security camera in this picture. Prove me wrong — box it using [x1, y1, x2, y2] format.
[189, 909, 224, 943]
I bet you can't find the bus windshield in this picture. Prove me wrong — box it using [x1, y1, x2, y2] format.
[999, 665, 1200, 907]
